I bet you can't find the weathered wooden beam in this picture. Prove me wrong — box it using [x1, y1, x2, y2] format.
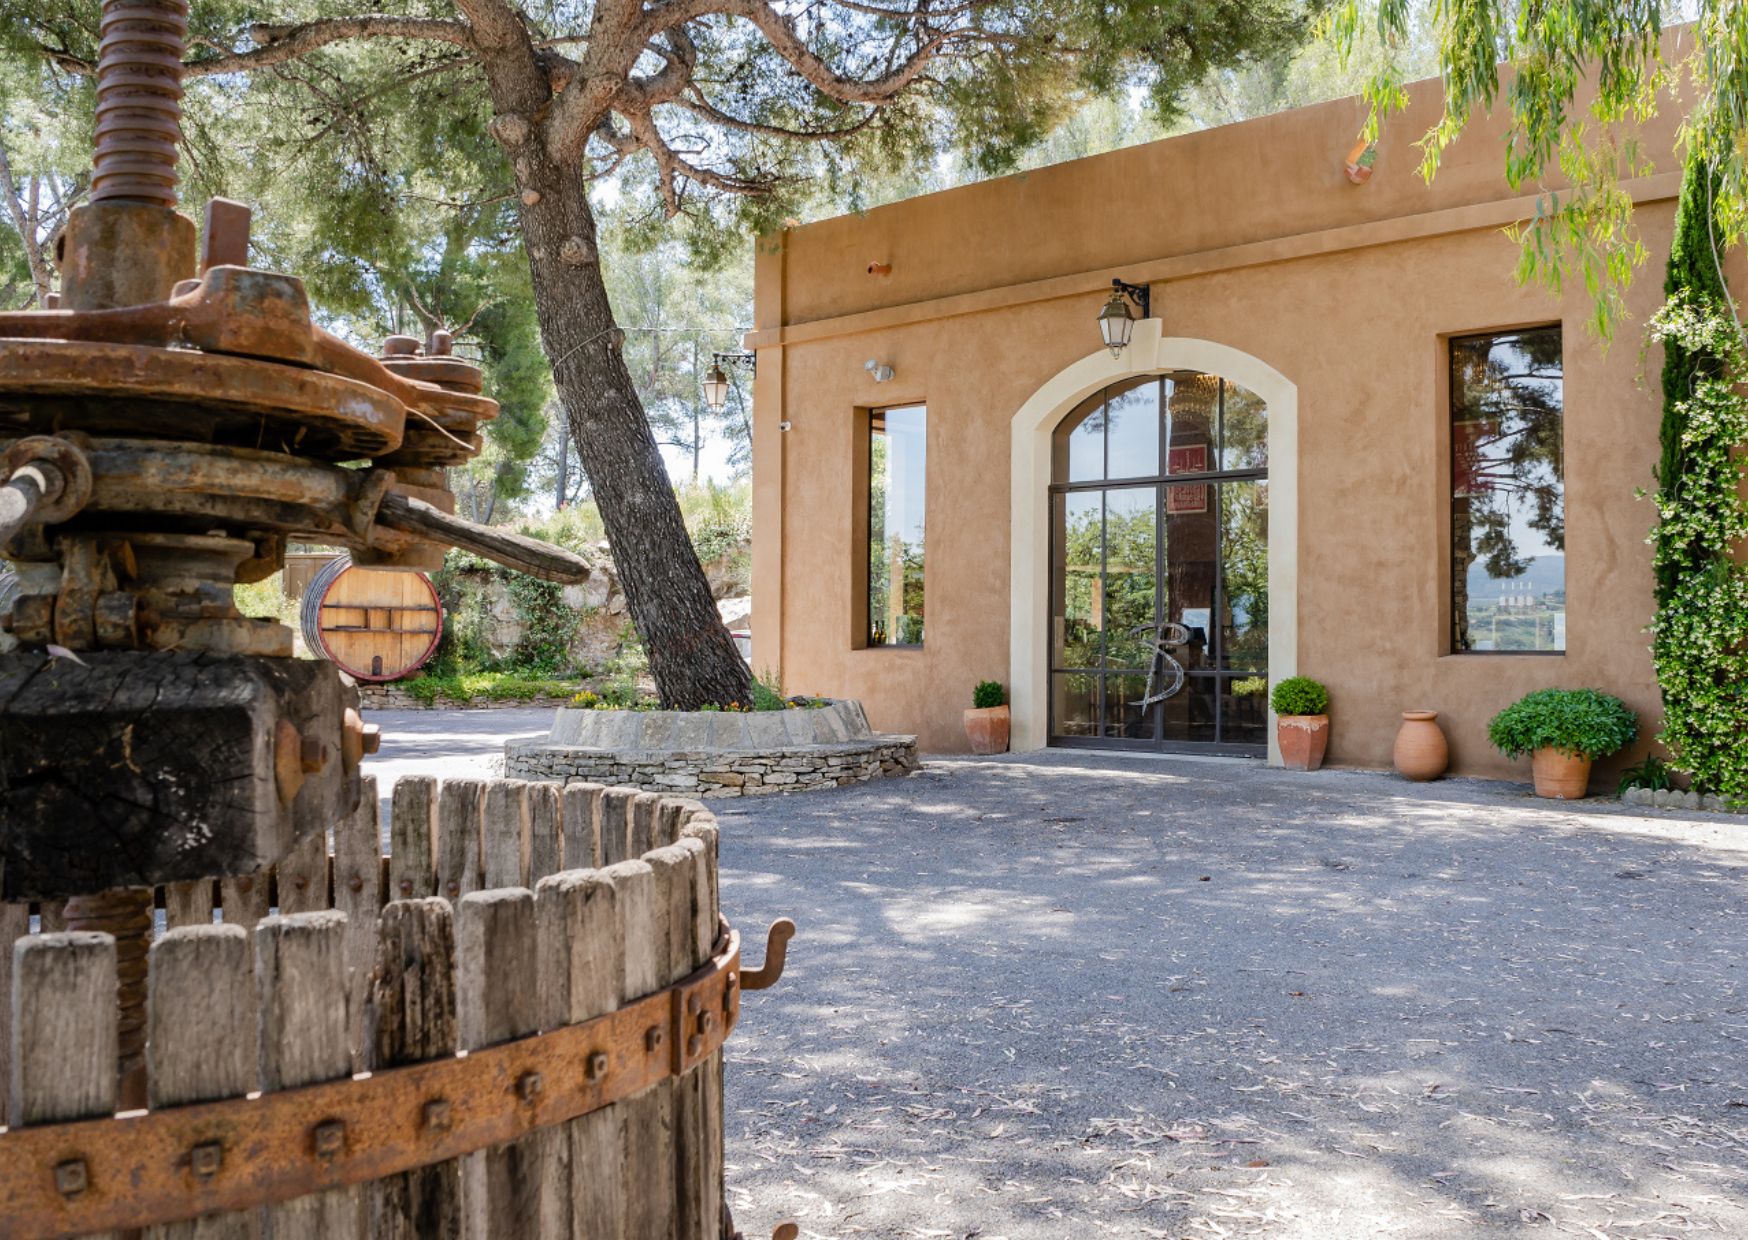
[0, 651, 359, 899]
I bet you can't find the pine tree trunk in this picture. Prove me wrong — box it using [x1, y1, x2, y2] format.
[553, 414, 570, 510]
[509, 149, 752, 709]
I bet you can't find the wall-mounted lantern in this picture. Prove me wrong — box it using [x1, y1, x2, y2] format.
[1098, 278, 1152, 357]
[864, 358, 894, 383]
[703, 351, 755, 413]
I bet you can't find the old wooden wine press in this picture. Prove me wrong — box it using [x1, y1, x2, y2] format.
[0, 2, 789, 1234]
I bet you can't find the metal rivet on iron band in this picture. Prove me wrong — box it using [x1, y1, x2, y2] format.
[53, 1158, 87, 1199]
[312, 1120, 346, 1158]
[347, 874, 364, 893]
[688, 1034, 703, 1058]
[190, 1141, 223, 1180]
[686, 994, 701, 1016]
[423, 1099, 453, 1132]
[517, 1071, 544, 1102]
[586, 1051, 609, 1081]
[645, 1025, 664, 1052]
[698, 1011, 716, 1037]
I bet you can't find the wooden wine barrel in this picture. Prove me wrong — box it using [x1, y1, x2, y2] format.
[299, 556, 443, 681]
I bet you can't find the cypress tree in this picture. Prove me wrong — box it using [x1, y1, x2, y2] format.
[1656, 154, 1729, 607]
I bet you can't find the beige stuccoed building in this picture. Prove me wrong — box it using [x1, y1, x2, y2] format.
[745, 60, 1719, 781]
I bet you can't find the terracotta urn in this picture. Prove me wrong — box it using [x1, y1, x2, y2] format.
[1277, 714, 1329, 771]
[1531, 748, 1591, 799]
[1393, 710, 1448, 781]
[964, 705, 1011, 755]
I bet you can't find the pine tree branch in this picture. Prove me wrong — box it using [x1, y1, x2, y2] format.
[15, 15, 472, 78]
[627, 110, 779, 213]
[643, 0, 966, 104]
[190, 17, 473, 78]
[676, 90, 879, 141]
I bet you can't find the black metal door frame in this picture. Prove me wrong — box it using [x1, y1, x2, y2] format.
[1045, 373, 1267, 755]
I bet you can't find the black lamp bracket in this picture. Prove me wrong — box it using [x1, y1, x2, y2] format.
[713, 351, 756, 373]
[1111, 279, 1151, 319]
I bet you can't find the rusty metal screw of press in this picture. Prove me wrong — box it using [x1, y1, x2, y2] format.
[92, 0, 189, 207]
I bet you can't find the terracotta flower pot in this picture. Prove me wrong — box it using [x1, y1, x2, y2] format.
[1531, 748, 1591, 799]
[1277, 714, 1329, 771]
[1393, 710, 1448, 781]
[964, 705, 1010, 755]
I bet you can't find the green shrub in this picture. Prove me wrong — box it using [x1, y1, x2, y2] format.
[234, 572, 299, 629]
[973, 680, 1006, 709]
[403, 670, 578, 704]
[1617, 754, 1673, 795]
[1487, 688, 1638, 761]
[750, 673, 787, 712]
[596, 678, 640, 709]
[1270, 676, 1328, 716]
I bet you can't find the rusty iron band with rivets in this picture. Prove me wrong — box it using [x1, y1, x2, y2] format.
[0, 926, 749, 1239]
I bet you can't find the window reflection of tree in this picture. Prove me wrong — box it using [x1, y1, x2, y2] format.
[868, 420, 926, 645]
[1103, 494, 1157, 669]
[1451, 328, 1564, 651]
[1222, 482, 1268, 667]
[1059, 498, 1103, 667]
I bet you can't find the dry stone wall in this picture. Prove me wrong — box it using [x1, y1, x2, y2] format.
[506, 700, 919, 796]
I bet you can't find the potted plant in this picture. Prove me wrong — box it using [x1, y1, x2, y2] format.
[1270, 676, 1330, 771]
[1487, 688, 1638, 799]
[964, 680, 1010, 755]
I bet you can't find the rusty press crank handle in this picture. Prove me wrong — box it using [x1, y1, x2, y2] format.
[739, 917, 795, 991]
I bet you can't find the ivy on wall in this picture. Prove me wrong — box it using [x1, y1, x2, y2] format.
[1646, 154, 1748, 799]
[503, 572, 582, 672]
[431, 551, 589, 677]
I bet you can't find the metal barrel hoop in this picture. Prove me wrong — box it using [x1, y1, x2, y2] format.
[0, 920, 785, 1237]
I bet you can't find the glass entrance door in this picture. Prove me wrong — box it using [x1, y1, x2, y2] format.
[1048, 372, 1268, 753]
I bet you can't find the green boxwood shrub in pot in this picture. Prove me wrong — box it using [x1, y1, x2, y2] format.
[1270, 676, 1330, 771]
[964, 680, 1009, 755]
[1487, 688, 1638, 800]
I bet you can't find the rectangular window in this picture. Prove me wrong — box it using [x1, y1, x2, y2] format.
[868, 405, 926, 646]
[1450, 327, 1565, 653]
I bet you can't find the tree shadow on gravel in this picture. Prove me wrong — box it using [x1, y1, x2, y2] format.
[716, 755, 1748, 1238]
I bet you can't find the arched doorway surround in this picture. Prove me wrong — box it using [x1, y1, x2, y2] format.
[1009, 320, 1298, 762]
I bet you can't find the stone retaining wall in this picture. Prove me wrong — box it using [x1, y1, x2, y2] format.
[506, 736, 919, 796]
[505, 699, 919, 796]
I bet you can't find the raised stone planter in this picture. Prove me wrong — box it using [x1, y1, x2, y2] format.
[505, 698, 919, 796]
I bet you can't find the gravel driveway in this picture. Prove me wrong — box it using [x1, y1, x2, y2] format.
[716, 750, 1748, 1239]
